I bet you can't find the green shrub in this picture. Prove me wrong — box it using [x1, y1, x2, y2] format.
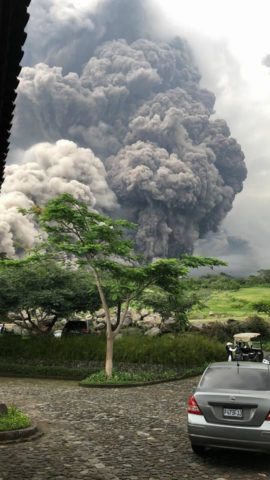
[200, 319, 242, 342]
[81, 369, 178, 385]
[0, 333, 225, 368]
[199, 315, 270, 343]
[0, 363, 96, 380]
[242, 316, 270, 339]
[0, 407, 31, 431]
[113, 333, 225, 367]
[0, 335, 106, 364]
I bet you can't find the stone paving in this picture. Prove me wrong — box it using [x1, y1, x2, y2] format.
[1, 376, 270, 480]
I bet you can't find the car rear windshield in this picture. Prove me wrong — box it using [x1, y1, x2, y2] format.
[200, 367, 270, 391]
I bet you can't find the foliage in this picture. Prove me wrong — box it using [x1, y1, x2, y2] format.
[253, 301, 270, 316]
[200, 316, 270, 342]
[25, 193, 225, 376]
[187, 269, 270, 290]
[0, 335, 105, 364]
[0, 407, 31, 431]
[135, 284, 201, 331]
[0, 363, 97, 380]
[200, 319, 243, 343]
[186, 273, 241, 291]
[81, 369, 178, 384]
[0, 333, 225, 367]
[246, 270, 270, 286]
[0, 259, 101, 334]
[113, 333, 225, 367]
[243, 315, 270, 339]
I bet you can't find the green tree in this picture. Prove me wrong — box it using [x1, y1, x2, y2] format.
[27, 193, 225, 377]
[135, 284, 200, 331]
[247, 270, 270, 286]
[253, 302, 270, 317]
[0, 259, 101, 334]
[186, 273, 241, 291]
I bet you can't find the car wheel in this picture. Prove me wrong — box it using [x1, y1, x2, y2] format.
[191, 444, 205, 455]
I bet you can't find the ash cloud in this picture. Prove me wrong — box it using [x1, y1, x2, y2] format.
[23, 0, 158, 74]
[2, 0, 247, 259]
[0, 140, 117, 256]
[0, 193, 37, 258]
[195, 230, 259, 277]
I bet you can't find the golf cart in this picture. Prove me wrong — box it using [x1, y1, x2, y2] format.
[226, 332, 264, 362]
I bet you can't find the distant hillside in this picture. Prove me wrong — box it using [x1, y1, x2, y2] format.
[190, 287, 270, 322]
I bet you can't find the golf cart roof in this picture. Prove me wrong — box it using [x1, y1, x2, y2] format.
[233, 332, 261, 342]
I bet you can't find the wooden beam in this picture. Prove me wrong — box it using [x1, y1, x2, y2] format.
[0, 0, 31, 188]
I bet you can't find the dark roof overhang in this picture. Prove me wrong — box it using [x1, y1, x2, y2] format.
[0, 0, 31, 188]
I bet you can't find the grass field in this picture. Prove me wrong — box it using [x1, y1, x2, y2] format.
[190, 287, 270, 322]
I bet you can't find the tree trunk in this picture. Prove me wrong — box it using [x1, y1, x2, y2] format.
[44, 315, 58, 334]
[91, 267, 114, 378]
[105, 331, 114, 378]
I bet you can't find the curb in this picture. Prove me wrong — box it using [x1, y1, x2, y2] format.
[79, 376, 182, 388]
[79, 369, 205, 388]
[0, 425, 43, 444]
[0, 372, 82, 381]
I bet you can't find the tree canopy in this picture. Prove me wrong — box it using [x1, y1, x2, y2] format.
[135, 284, 201, 331]
[25, 193, 226, 375]
[0, 258, 101, 334]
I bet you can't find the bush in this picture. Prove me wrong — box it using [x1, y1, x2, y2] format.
[0, 333, 225, 368]
[199, 316, 270, 343]
[113, 334, 225, 367]
[242, 316, 270, 339]
[0, 363, 97, 380]
[0, 335, 106, 364]
[0, 407, 31, 431]
[200, 319, 242, 343]
[81, 369, 178, 385]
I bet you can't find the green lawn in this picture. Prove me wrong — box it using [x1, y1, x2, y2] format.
[190, 287, 270, 322]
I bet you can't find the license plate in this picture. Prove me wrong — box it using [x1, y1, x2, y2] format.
[223, 408, 243, 418]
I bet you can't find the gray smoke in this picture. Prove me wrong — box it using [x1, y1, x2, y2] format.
[22, 0, 159, 73]
[1, 0, 247, 259]
[0, 193, 37, 258]
[0, 140, 117, 256]
[196, 230, 259, 277]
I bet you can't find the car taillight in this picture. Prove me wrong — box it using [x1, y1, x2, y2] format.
[265, 412, 270, 421]
[187, 395, 203, 415]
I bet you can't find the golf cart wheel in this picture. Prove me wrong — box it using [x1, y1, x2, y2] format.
[254, 352, 263, 362]
[191, 444, 205, 455]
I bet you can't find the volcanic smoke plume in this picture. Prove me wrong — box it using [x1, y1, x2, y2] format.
[0, 0, 247, 259]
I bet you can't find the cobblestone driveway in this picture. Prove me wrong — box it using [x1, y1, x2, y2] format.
[1, 376, 270, 480]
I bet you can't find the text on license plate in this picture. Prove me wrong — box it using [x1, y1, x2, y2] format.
[223, 408, 243, 418]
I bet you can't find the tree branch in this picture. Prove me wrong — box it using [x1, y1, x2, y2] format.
[26, 309, 42, 333]
[45, 315, 58, 333]
[113, 297, 132, 337]
[91, 266, 111, 334]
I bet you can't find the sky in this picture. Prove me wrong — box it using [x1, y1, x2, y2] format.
[4, 0, 270, 275]
[153, 0, 270, 274]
